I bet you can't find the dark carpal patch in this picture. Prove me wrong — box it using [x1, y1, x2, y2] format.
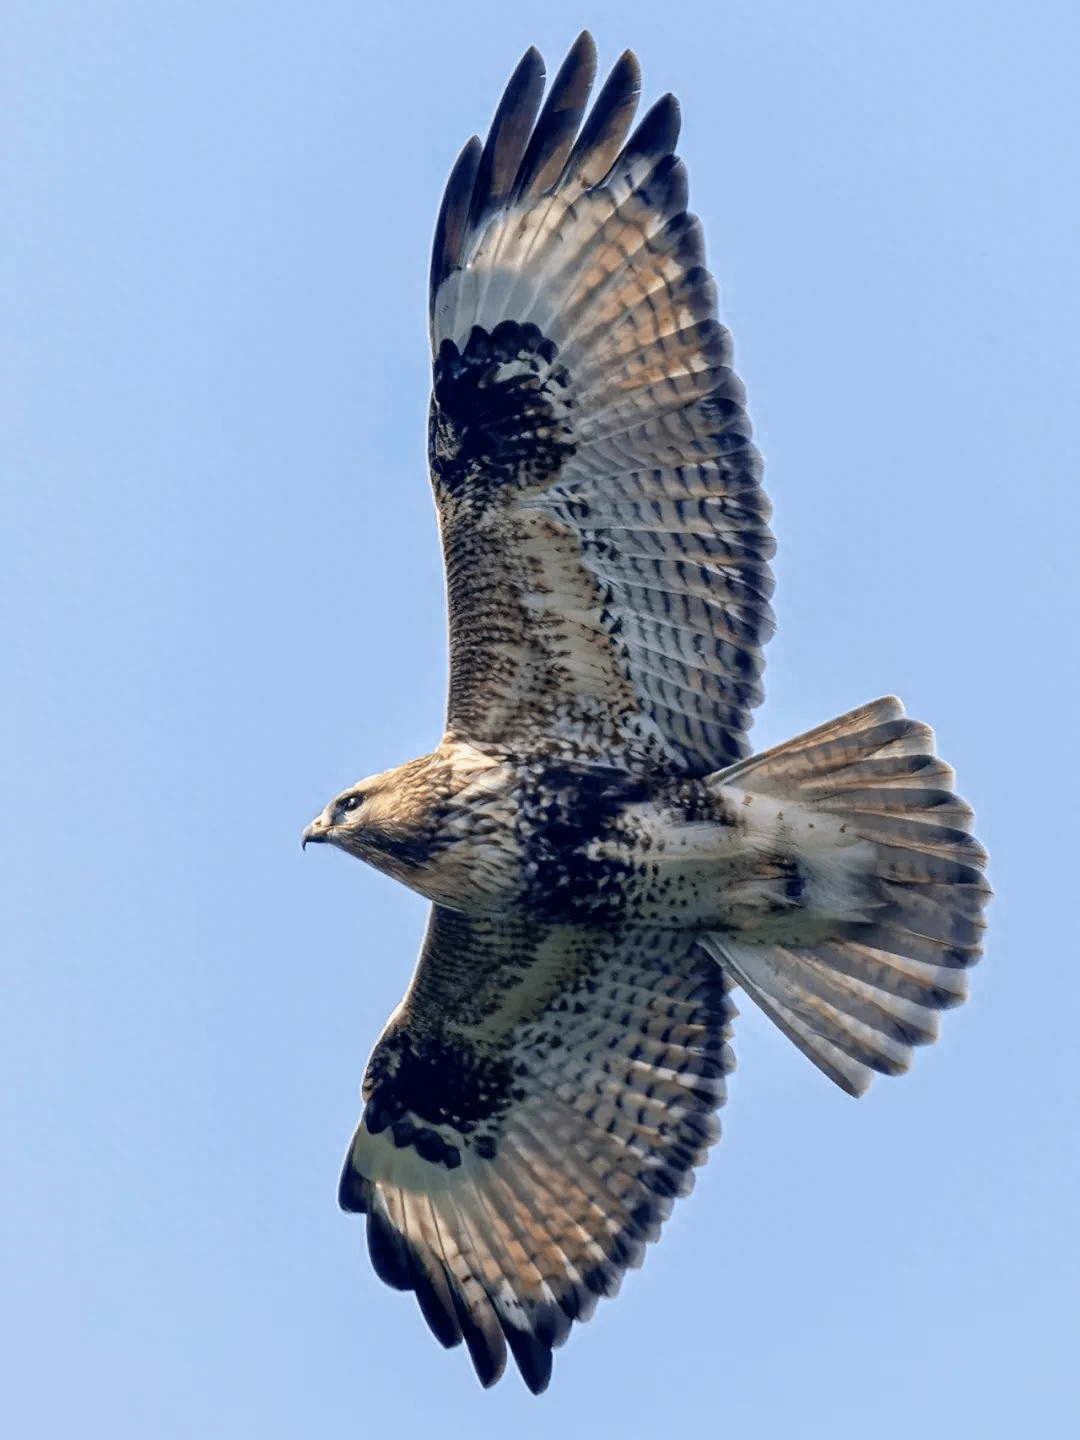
[430, 320, 576, 500]
[362, 1027, 512, 1156]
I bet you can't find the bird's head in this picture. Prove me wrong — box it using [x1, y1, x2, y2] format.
[302, 758, 440, 887]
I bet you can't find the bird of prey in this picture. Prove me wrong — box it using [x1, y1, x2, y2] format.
[302, 33, 989, 1394]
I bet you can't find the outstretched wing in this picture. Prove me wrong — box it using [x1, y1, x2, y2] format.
[429, 33, 774, 776]
[339, 906, 735, 1393]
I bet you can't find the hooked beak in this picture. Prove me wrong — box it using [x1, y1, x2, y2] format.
[301, 818, 330, 850]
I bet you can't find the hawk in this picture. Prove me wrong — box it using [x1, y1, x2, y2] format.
[302, 33, 989, 1393]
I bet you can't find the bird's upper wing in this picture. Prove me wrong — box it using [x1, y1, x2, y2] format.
[429, 34, 774, 776]
[338, 905, 735, 1393]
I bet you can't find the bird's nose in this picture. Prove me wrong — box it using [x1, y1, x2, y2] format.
[301, 819, 328, 850]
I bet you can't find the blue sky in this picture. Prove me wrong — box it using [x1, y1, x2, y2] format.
[6, 1, 1078, 1434]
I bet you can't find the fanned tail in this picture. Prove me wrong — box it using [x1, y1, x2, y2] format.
[702, 697, 990, 1096]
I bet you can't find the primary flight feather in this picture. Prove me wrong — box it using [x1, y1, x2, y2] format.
[302, 32, 989, 1394]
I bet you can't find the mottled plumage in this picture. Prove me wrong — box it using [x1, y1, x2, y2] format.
[302, 33, 989, 1394]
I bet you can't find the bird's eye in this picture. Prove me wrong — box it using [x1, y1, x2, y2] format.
[339, 794, 363, 814]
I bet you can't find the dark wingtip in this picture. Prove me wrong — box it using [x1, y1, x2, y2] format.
[505, 1325, 554, 1394]
[429, 135, 483, 307]
[338, 1154, 371, 1214]
[560, 29, 598, 93]
[467, 46, 547, 232]
[363, 1204, 465, 1351]
[411, 1260, 465, 1351]
[512, 31, 598, 204]
[364, 1205, 413, 1290]
[625, 92, 682, 161]
[430, 34, 658, 313]
[613, 47, 643, 100]
[563, 45, 642, 185]
[450, 1286, 506, 1389]
[565, 29, 598, 81]
[497, 45, 547, 125]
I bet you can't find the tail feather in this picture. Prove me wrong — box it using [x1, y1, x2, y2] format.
[809, 937, 967, 1008]
[723, 699, 930, 786]
[705, 697, 989, 1096]
[701, 947, 901, 1096]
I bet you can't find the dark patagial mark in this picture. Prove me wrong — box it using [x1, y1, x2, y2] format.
[363, 1029, 514, 1140]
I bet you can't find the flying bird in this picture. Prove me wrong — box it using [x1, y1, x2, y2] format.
[302, 33, 989, 1394]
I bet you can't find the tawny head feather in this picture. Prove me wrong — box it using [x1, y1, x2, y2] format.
[302, 756, 443, 884]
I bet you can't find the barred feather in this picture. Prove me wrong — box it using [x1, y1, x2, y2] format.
[339, 914, 734, 1393]
[428, 32, 772, 773]
[310, 37, 991, 1402]
[704, 698, 990, 1096]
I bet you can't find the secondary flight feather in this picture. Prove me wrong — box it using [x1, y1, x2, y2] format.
[302, 33, 989, 1394]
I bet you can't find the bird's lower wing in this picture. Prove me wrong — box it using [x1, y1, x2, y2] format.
[338, 906, 735, 1393]
[430, 35, 774, 774]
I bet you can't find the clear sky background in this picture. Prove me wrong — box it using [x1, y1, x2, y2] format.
[5, 1, 1078, 1435]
